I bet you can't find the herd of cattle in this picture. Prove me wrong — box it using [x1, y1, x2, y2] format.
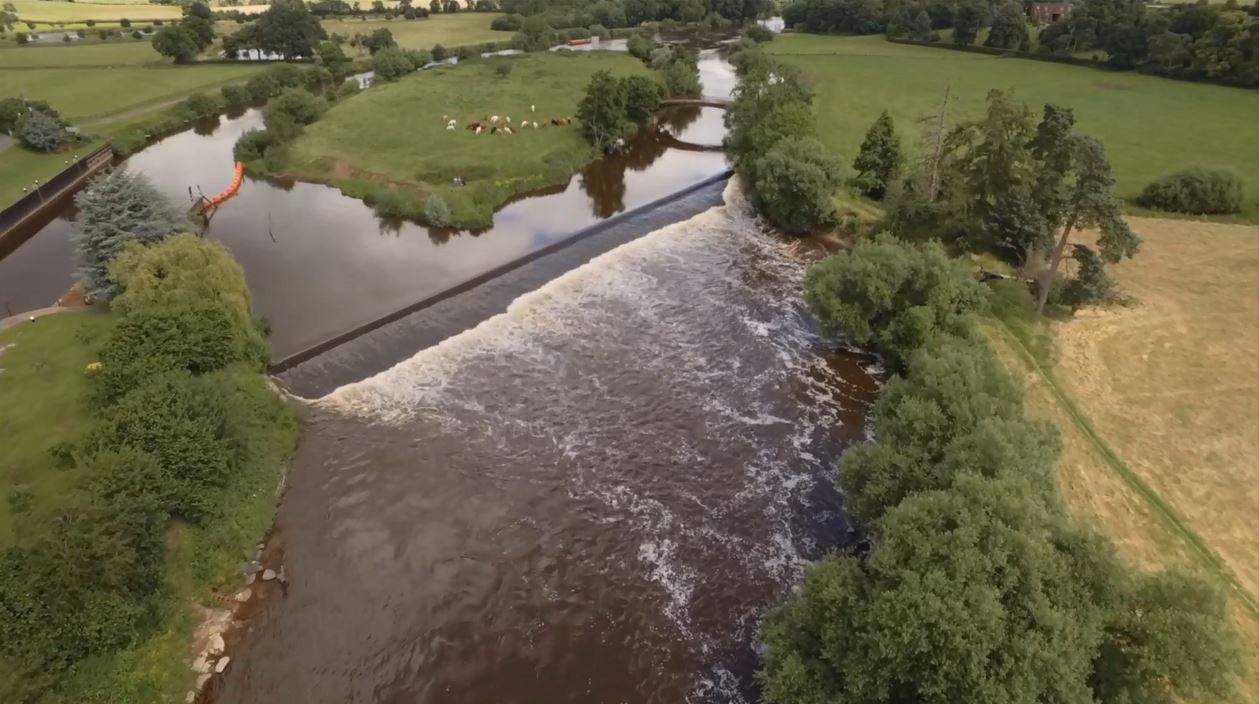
[442, 105, 575, 135]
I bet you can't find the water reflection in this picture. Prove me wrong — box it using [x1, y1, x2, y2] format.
[0, 52, 732, 362]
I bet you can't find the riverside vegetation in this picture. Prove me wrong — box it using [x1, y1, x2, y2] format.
[720, 42, 1249, 704]
[0, 168, 299, 703]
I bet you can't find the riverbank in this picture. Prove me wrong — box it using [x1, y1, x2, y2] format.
[0, 235, 300, 703]
[253, 52, 653, 228]
[986, 215, 1259, 700]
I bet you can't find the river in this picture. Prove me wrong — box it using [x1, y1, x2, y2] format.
[2, 41, 878, 702]
[213, 179, 880, 704]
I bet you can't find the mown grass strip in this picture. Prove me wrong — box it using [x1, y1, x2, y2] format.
[992, 319, 1259, 619]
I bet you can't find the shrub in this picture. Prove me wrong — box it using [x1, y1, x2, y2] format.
[749, 137, 846, 234]
[626, 32, 653, 60]
[1136, 167, 1244, 215]
[745, 23, 773, 42]
[589, 23, 609, 39]
[372, 46, 415, 81]
[18, 109, 65, 152]
[234, 128, 273, 161]
[304, 65, 334, 88]
[263, 87, 327, 133]
[244, 71, 283, 101]
[73, 169, 189, 302]
[457, 43, 478, 61]
[120, 17, 130, 27]
[89, 371, 236, 522]
[335, 78, 361, 100]
[495, 61, 513, 77]
[182, 92, 220, 119]
[404, 47, 431, 66]
[490, 13, 523, 31]
[221, 83, 250, 106]
[93, 304, 268, 407]
[109, 234, 259, 334]
[372, 188, 409, 218]
[425, 193, 452, 226]
[431, 42, 447, 60]
[47, 441, 78, 470]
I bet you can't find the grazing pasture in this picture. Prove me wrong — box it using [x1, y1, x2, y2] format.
[0, 39, 160, 67]
[319, 13, 511, 52]
[5, 0, 182, 23]
[272, 51, 651, 226]
[765, 34, 1259, 218]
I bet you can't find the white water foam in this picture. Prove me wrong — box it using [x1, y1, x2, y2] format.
[315, 179, 874, 701]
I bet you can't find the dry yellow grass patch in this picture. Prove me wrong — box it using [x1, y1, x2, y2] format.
[991, 215, 1259, 701]
[1058, 216, 1259, 602]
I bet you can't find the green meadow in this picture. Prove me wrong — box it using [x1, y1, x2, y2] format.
[765, 34, 1259, 219]
[320, 13, 512, 52]
[272, 51, 651, 226]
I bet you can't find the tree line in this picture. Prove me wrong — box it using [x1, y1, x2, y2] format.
[782, 0, 1259, 86]
[0, 171, 299, 702]
[719, 39, 1246, 701]
[757, 234, 1246, 704]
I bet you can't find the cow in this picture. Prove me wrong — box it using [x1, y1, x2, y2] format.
[502, 126, 513, 135]
[505, 116, 511, 125]
[475, 125, 483, 134]
[490, 114, 500, 124]
[466, 122, 482, 131]
[491, 126, 499, 134]
[530, 104, 536, 113]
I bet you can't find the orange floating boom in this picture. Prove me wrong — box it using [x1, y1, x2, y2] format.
[202, 161, 245, 210]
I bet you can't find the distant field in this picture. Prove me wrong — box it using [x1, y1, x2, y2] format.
[765, 34, 1259, 219]
[278, 51, 648, 225]
[0, 64, 265, 121]
[319, 13, 510, 51]
[0, 39, 159, 66]
[6, 0, 181, 22]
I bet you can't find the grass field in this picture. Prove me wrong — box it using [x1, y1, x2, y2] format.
[320, 13, 511, 51]
[6, 0, 181, 22]
[0, 62, 265, 208]
[986, 216, 1259, 700]
[765, 34, 1259, 219]
[0, 63, 265, 121]
[274, 51, 650, 226]
[0, 39, 160, 66]
[0, 311, 114, 548]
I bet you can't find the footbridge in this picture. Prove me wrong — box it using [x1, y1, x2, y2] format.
[660, 97, 732, 109]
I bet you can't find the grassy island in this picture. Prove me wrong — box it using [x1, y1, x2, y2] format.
[260, 51, 652, 228]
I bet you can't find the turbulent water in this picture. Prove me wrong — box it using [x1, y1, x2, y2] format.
[214, 182, 879, 704]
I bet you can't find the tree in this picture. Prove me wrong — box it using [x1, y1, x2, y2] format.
[1035, 137, 1140, 314]
[727, 101, 815, 168]
[108, 234, 258, 333]
[627, 31, 654, 59]
[1058, 244, 1113, 310]
[182, 6, 215, 49]
[749, 136, 845, 234]
[1093, 570, 1245, 704]
[951, 0, 985, 45]
[364, 26, 396, 53]
[578, 69, 628, 153]
[839, 338, 1060, 523]
[151, 24, 200, 62]
[985, 0, 1028, 49]
[660, 56, 702, 96]
[852, 110, 903, 199]
[250, 0, 326, 58]
[746, 23, 773, 41]
[760, 475, 1115, 704]
[372, 46, 415, 80]
[18, 109, 65, 152]
[804, 234, 987, 367]
[620, 74, 662, 123]
[909, 8, 933, 39]
[73, 170, 189, 302]
[514, 15, 556, 51]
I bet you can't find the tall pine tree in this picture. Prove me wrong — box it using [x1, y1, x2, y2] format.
[852, 110, 904, 200]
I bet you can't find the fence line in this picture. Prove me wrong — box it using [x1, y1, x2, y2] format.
[0, 144, 114, 252]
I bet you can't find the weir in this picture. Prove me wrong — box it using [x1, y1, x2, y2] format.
[273, 172, 733, 397]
